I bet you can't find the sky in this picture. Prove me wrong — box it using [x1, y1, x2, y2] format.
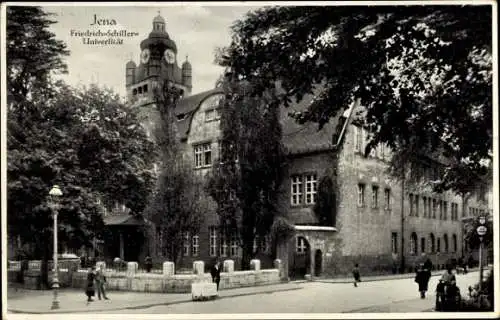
[41, 4, 263, 97]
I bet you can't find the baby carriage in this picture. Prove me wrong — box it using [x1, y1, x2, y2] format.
[435, 279, 461, 311]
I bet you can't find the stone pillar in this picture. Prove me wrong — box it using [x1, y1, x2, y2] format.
[274, 259, 283, 278]
[162, 261, 175, 277]
[127, 262, 138, 276]
[276, 238, 290, 281]
[96, 261, 106, 270]
[223, 260, 234, 273]
[250, 259, 261, 271]
[193, 261, 204, 275]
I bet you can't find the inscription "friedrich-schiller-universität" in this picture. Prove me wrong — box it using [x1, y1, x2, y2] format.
[70, 29, 139, 45]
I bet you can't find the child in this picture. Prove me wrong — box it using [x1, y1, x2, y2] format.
[352, 263, 361, 287]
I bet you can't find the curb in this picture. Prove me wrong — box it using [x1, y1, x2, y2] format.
[312, 268, 480, 284]
[7, 286, 303, 314]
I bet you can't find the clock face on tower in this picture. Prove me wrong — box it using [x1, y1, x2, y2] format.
[140, 49, 151, 64]
[164, 49, 175, 64]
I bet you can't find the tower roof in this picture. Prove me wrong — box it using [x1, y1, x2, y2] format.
[153, 11, 165, 24]
[126, 60, 136, 68]
[182, 55, 192, 71]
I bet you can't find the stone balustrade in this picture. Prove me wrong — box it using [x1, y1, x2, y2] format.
[8, 258, 282, 293]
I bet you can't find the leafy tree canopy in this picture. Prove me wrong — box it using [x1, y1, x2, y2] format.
[7, 82, 157, 257]
[217, 5, 493, 194]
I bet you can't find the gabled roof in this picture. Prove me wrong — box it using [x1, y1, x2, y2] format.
[175, 88, 223, 140]
[104, 214, 144, 226]
[173, 86, 345, 155]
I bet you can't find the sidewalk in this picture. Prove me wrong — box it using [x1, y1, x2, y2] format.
[313, 267, 480, 284]
[7, 282, 304, 314]
[346, 295, 437, 313]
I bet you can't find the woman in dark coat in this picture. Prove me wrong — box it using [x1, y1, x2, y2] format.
[86, 267, 96, 302]
[415, 263, 431, 298]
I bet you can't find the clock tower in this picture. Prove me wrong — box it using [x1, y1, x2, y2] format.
[125, 12, 193, 134]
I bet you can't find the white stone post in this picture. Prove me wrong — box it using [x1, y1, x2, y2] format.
[193, 261, 204, 275]
[250, 259, 261, 271]
[96, 261, 106, 270]
[223, 259, 234, 273]
[162, 261, 175, 277]
[274, 259, 282, 277]
[127, 262, 138, 276]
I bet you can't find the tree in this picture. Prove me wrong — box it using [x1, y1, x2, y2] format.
[314, 176, 336, 227]
[7, 82, 156, 285]
[6, 6, 69, 103]
[217, 5, 493, 194]
[144, 81, 206, 264]
[206, 77, 288, 269]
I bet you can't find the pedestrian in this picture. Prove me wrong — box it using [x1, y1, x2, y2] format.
[415, 263, 431, 299]
[210, 257, 222, 291]
[352, 263, 361, 287]
[95, 264, 109, 300]
[85, 267, 96, 303]
[145, 255, 153, 273]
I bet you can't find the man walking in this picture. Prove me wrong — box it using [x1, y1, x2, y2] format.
[95, 264, 109, 300]
[210, 257, 222, 291]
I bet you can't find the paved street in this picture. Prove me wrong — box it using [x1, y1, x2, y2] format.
[94, 271, 480, 314]
[7, 271, 482, 314]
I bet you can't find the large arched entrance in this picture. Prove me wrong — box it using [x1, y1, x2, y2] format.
[314, 249, 323, 276]
[289, 236, 310, 279]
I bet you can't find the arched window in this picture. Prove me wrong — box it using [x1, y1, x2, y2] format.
[429, 233, 435, 253]
[437, 238, 441, 253]
[138, 86, 143, 94]
[452, 234, 457, 253]
[443, 234, 449, 253]
[410, 232, 418, 255]
[133, 88, 137, 95]
[421, 237, 426, 253]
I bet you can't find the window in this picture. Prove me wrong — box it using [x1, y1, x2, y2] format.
[443, 234, 449, 253]
[296, 237, 308, 254]
[439, 200, 444, 219]
[254, 235, 270, 253]
[354, 126, 362, 152]
[415, 195, 419, 217]
[421, 237, 426, 253]
[194, 143, 212, 168]
[372, 185, 379, 208]
[183, 232, 190, 256]
[423, 197, 427, 217]
[209, 227, 217, 257]
[220, 229, 228, 257]
[291, 175, 303, 205]
[230, 231, 239, 256]
[437, 238, 441, 253]
[205, 109, 220, 122]
[429, 233, 435, 253]
[384, 188, 391, 210]
[305, 174, 318, 204]
[391, 232, 398, 254]
[358, 183, 366, 207]
[192, 235, 199, 257]
[452, 234, 457, 253]
[432, 199, 437, 218]
[410, 233, 418, 255]
[409, 194, 414, 216]
[443, 201, 448, 220]
[143, 84, 148, 93]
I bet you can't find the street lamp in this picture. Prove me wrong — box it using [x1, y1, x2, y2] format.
[48, 185, 63, 310]
[476, 216, 487, 292]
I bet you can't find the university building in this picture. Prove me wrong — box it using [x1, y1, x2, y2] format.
[109, 13, 492, 277]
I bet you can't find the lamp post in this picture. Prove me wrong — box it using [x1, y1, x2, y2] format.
[476, 216, 487, 292]
[49, 185, 63, 310]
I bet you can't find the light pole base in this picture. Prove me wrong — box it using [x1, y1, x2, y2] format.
[51, 300, 60, 310]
